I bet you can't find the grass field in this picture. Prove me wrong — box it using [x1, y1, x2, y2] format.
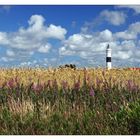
[0, 67, 140, 135]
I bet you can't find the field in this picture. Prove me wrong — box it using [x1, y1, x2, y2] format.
[0, 67, 140, 135]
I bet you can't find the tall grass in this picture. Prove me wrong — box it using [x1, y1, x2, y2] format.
[0, 68, 140, 135]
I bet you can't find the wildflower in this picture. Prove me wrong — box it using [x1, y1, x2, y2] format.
[7, 78, 14, 88]
[32, 82, 43, 93]
[53, 79, 58, 94]
[127, 80, 139, 92]
[61, 80, 68, 90]
[96, 77, 102, 87]
[53, 79, 58, 89]
[74, 82, 80, 91]
[133, 85, 139, 92]
[127, 80, 134, 91]
[73, 75, 81, 91]
[90, 86, 95, 96]
[103, 85, 110, 94]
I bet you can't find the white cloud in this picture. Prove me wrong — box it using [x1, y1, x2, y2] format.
[46, 24, 67, 40]
[6, 49, 15, 57]
[32, 60, 37, 64]
[59, 24, 140, 67]
[59, 47, 76, 56]
[59, 30, 113, 60]
[100, 10, 127, 26]
[38, 44, 51, 53]
[98, 29, 113, 42]
[121, 40, 135, 49]
[129, 22, 140, 34]
[113, 50, 133, 60]
[0, 14, 67, 64]
[114, 22, 140, 40]
[0, 57, 8, 62]
[44, 58, 48, 63]
[28, 14, 45, 32]
[20, 61, 31, 66]
[0, 12, 140, 67]
[0, 14, 67, 51]
[19, 15, 67, 41]
[0, 32, 9, 44]
[29, 51, 34, 55]
[60, 29, 113, 55]
[19, 60, 39, 67]
[0, 57, 14, 62]
[114, 31, 136, 40]
[118, 5, 140, 14]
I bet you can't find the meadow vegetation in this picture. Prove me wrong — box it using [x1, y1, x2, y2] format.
[0, 67, 140, 135]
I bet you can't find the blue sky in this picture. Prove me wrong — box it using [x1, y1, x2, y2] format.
[0, 5, 140, 68]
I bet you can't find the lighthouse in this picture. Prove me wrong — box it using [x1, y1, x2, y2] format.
[106, 44, 112, 69]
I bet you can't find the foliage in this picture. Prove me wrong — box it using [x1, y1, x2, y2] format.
[0, 67, 140, 135]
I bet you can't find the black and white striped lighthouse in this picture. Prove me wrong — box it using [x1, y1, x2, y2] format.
[106, 44, 112, 69]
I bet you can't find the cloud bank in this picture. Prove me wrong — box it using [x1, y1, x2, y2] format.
[0, 10, 140, 68]
[0, 14, 67, 51]
[59, 21, 140, 67]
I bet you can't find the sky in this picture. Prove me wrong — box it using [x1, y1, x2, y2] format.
[0, 5, 140, 68]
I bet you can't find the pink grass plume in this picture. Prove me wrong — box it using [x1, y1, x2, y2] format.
[90, 86, 95, 96]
